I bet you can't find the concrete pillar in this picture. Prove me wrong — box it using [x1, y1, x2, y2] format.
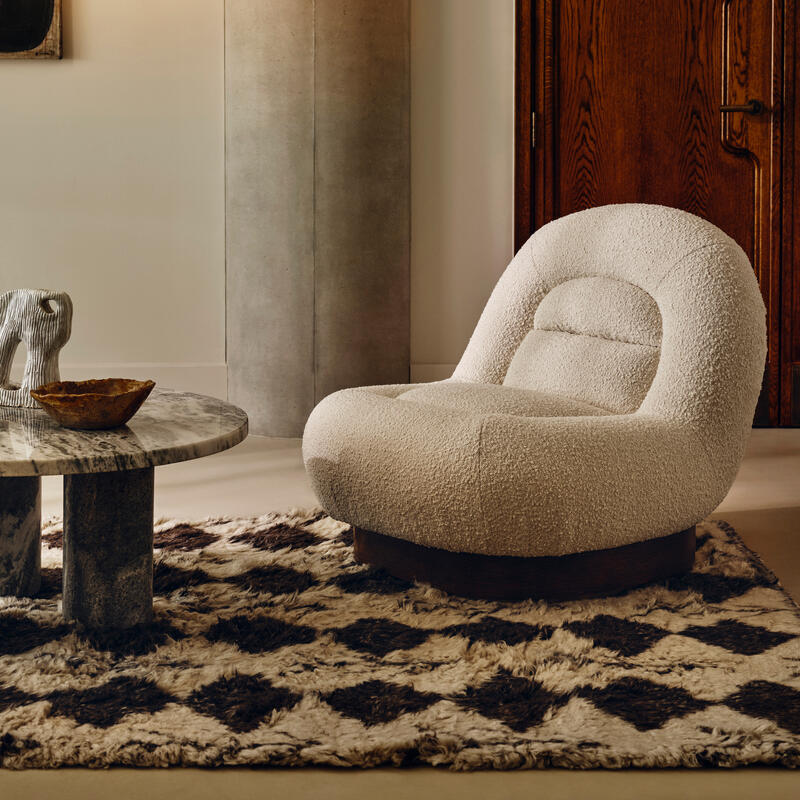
[313, 1, 410, 400]
[226, 1, 410, 436]
[225, 1, 315, 436]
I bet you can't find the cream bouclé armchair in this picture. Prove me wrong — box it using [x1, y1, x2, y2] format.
[303, 204, 767, 599]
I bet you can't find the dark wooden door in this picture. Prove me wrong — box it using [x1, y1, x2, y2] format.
[515, 0, 799, 426]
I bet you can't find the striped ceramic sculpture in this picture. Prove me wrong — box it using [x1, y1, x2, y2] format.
[0, 289, 73, 408]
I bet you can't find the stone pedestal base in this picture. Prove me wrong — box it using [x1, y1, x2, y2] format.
[0, 476, 41, 596]
[63, 467, 154, 629]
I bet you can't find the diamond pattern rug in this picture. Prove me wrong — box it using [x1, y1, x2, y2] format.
[0, 513, 799, 769]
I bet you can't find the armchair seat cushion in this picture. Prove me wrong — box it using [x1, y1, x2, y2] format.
[394, 381, 610, 418]
[303, 382, 713, 558]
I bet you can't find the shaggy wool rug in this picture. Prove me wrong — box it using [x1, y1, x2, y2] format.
[0, 512, 799, 770]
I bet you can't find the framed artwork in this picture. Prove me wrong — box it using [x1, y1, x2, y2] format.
[0, 0, 62, 60]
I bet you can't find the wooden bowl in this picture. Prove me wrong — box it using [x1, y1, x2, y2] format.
[30, 379, 156, 430]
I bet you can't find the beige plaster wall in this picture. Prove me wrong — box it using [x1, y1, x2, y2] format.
[410, 0, 515, 382]
[0, 1, 513, 398]
[0, 1, 226, 396]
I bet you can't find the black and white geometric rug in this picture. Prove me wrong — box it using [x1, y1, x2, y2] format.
[0, 512, 799, 769]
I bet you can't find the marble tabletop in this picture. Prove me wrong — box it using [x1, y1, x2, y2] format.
[0, 389, 248, 477]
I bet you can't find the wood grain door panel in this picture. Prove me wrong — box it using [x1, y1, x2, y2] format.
[516, 0, 795, 425]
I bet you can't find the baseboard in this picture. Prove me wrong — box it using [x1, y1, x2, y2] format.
[10, 363, 228, 399]
[410, 363, 457, 383]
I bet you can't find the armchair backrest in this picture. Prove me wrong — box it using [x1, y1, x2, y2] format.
[453, 204, 766, 476]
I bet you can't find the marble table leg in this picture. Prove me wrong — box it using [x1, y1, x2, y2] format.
[0, 476, 41, 597]
[63, 467, 154, 629]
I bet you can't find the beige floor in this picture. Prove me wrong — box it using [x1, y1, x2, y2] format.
[3, 430, 800, 799]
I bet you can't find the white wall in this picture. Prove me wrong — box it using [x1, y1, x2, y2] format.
[410, 0, 515, 382]
[0, 1, 512, 398]
[0, 1, 226, 396]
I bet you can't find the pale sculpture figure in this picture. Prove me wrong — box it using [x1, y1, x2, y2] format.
[0, 289, 72, 408]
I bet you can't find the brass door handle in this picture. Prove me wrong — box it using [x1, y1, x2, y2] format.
[720, 99, 764, 115]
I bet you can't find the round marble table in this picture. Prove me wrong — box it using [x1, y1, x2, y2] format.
[0, 389, 248, 628]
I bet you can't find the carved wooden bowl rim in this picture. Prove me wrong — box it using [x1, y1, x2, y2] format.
[29, 379, 156, 430]
[30, 378, 155, 401]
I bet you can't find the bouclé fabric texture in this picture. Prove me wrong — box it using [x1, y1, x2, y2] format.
[303, 204, 767, 557]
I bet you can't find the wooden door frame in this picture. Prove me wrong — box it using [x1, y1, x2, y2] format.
[782, 0, 799, 424]
[514, 0, 559, 252]
[514, 0, 533, 253]
[514, 0, 799, 425]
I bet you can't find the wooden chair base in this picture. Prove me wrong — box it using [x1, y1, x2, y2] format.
[353, 526, 696, 601]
